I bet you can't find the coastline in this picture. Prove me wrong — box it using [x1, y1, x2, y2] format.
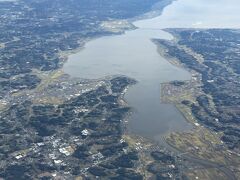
[59, 0, 176, 75]
[156, 36, 199, 121]
[59, 0, 180, 136]
[129, 0, 175, 22]
[55, 1, 233, 177]
[154, 30, 239, 179]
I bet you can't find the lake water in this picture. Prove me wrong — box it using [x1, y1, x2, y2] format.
[63, 0, 240, 140]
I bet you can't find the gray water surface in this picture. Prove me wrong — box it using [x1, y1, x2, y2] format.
[63, 0, 240, 140]
[64, 28, 191, 138]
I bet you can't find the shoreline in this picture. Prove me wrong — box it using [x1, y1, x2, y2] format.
[58, 0, 179, 136]
[59, 0, 176, 77]
[154, 30, 239, 179]
[59, 14, 194, 148]
[157, 36, 199, 125]
[56, 0, 197, 161]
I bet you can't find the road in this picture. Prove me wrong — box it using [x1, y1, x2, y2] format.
[160, 136, 237, 180]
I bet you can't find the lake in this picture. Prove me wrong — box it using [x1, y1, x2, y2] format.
[63, 0, 240, 140]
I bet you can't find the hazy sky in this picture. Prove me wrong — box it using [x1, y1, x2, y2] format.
[135, 0, 240, 28]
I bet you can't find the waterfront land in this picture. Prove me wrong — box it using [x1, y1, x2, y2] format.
[158, 29, 240, 179]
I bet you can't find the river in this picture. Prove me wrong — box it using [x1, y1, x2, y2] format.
[63, 0, 240, 140]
